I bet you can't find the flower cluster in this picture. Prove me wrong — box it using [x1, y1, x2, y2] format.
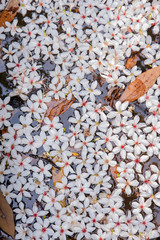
[0, 0, 160, 239]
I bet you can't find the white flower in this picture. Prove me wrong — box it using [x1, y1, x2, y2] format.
[1, 184, 16, 204]
[32, 160, 52, 181]
[13, 115, 33, 136]
[26, 202, 48, 224]
[112, 115, 128, 134]
[139, 170, 158, 194]
[150, 164, 160, 184]
[136, 214, 155, 232]
[113, 134, 133, 159]
[34, 218, 54, 239]
[146, 132, 160, 156]
[43, 189, 64, 211]
[56, 156, 75, 176]
[132, 197, 152, 215]
[74, 220, 95, 240]
[98, 152, 117, 171]
[130, 133, 148, 155]
[14, 202, 27, 223]
[97, 127, 116, 151]
[41, 116, 63, 132]
[13, 181, 31, 202]
[71, 180, 93, 201]
[117, 161, 135, 178]
[117, 174, 139, 195]
[107, 101, 132, 119]
[0, 96, 13, 111]
[104, 199, 124, 222]
[15, 224, 28, 240]
[127, 153, 149, 173]
[80, 81, 101, 102]
[52, 222, 72, 239]
[126, 115, 146, 137]
[21, 99, 44, 119]
[0, 109, 11, 128]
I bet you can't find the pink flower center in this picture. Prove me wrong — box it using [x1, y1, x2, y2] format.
[135, 158, 140, 163]
[80, 187, 84, 192]
[121, 145, 125, 149]
[60, 229, 64, 234]
[42, 227, 46, 233]
[82, 101, 87, 106]
[144, 179, 150, 184]
[11, 144, 14, 149]
[92, 218, 96, 223]
[1, 104, 5, 108]
[33, 213, 38, 217]
[82, 228, 86, 233]
[111, 207, 115, 212]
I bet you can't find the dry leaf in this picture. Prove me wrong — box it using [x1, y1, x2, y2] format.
[52, 166, 64, 186]
[109, 165, 119, 182]
[120, 65, 160, 102]
[0, 0, 19, 27]
[0, 190, 15, 238]
[126, 55, 139, 69]
[104, 86, 123, 107]
[52, 167, 66, 207]
[45, 96, 75, 121]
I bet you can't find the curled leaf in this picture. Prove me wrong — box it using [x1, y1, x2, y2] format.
[45, 96, 75, 121]
[0, 190, 15, 238]
[120, 65, 160, 102]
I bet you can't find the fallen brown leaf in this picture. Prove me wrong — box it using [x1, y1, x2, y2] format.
[0, 190, 15, 238]
[45, 96, 75, 121]
[104, 86, 123, 107]
[120, 65, 160, 102]
[109, 165, 119, 183]
[0, 0, 19, 27]
[126, 55, 139, 69]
